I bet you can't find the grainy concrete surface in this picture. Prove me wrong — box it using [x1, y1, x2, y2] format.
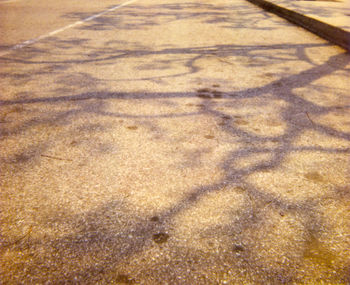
[0, 0, 350, 283]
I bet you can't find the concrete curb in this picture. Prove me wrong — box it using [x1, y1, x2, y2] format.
[246, 0, 350, 51]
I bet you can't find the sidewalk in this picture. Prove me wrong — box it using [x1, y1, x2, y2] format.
[246, 0, 350, 51]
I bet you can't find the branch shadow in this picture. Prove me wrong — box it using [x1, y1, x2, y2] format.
[1, 1, 350, 283]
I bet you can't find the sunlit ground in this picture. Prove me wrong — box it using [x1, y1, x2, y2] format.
[1, 0, 349, 283]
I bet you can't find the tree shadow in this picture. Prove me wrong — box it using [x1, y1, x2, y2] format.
[1, 0, 350, 283]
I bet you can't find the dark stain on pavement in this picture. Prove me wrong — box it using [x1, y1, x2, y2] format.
[150, 216, 160, 222]
[13, 153, 36, 163]
[115, 274, 135, 284]
[204, 135, 215, 139]
[266, 120, 282, 127]
[197, 93, 212, 99]
[273, 81, 283, 87]
[234, 187, 246, 193]
[233, 244, 244, 252]
[304, 172, 324, 182]
[197, 88, 211, 93]
[212, 90, 222, 98]
[222, 115, 231, 120]
[196, 88, 222, 99]
[152, 233, 169, 244]
[235, 119, 249, 125]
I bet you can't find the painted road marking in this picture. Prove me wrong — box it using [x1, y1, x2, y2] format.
[0, 0, 138, 57]
[0, 0, 22, 3]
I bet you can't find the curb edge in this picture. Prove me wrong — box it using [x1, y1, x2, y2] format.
[246, 0, 350, 51]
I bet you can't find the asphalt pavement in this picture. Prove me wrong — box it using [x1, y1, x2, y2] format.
[1, 0, 349, 283]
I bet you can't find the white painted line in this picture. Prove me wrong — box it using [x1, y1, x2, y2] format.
[0, 0, 21, 3]
[0, 0, 138, 57]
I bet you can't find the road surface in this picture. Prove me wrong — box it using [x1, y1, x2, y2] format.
[1, 0, 349, 283]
